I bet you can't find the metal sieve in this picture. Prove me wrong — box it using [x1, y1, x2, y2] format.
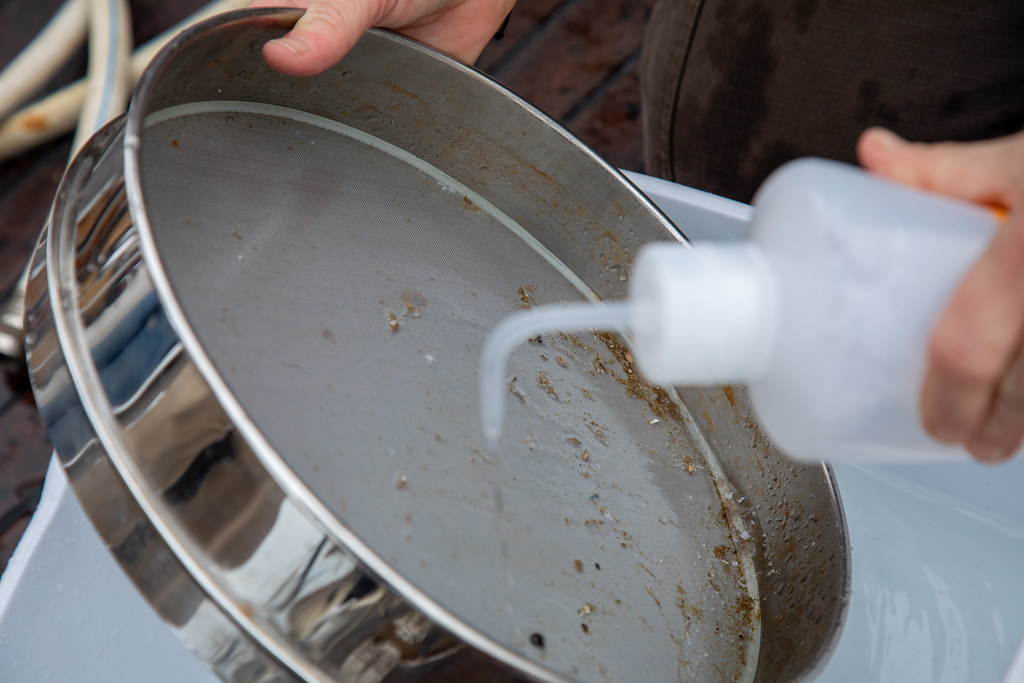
[24, 9, 848, 682]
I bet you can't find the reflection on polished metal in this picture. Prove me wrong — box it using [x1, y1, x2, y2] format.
[27, 115, 492, 683]
[0, 270, 27, 361]
[25, 9, 849, 683]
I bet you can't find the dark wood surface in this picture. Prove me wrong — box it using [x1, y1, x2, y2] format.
[0, 0, 651, 571]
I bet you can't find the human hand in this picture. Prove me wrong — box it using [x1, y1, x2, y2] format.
[246, 0, 515, 76]
[857, 127, 1024, 462]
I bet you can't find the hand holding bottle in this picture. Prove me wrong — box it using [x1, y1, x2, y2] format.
[858, 127, 1024, 462]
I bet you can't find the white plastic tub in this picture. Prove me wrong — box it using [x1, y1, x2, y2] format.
[2, 171, 1022, 682]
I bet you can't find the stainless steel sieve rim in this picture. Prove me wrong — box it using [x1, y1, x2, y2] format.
[119, 8, 684, 681]
[21, 7, 850, 681]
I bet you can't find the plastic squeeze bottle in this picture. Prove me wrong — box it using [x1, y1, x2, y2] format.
[480, 158, 1001, 463]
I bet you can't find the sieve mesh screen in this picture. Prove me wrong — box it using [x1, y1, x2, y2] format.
[138, 102, 759, 682]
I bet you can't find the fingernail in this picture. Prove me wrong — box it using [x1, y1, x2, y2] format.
[273, 32, 310, 56]
[926, 419, 961, 443]
[968, 437, 1010, 462]
[867, 127, 906, 149]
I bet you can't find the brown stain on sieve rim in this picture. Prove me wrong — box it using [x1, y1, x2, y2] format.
[528, 163, 559, 186]
[383, 82, 419, 99]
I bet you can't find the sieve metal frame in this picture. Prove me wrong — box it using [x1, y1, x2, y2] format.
[24, 8, 850, 683]
[124, 10, 557, 682]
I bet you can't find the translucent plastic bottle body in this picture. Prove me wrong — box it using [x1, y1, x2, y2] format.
[481, 159, 1000, 463]
[745, 159, 997, 462]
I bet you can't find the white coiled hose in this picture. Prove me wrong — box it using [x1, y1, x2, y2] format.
[72, 0, 133, 155]
[0, 0, 88, 124]
[0, 0, 248, 162]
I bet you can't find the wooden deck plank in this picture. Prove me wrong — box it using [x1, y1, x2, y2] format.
[480, 0, 649, 171]
[565, 55, 645, 172]
[487, 0, 654, 122]
[476, 0, 567, 73]
[0, 398, 52, 567]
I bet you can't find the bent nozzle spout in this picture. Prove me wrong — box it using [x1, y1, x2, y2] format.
[479, 301, 632, 447]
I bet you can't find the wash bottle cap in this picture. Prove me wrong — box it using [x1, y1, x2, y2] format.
[630, 242, 779, 385]
[479, 241, 779, 446]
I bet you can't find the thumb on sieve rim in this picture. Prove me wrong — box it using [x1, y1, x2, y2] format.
[248, 0, 382, 77]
